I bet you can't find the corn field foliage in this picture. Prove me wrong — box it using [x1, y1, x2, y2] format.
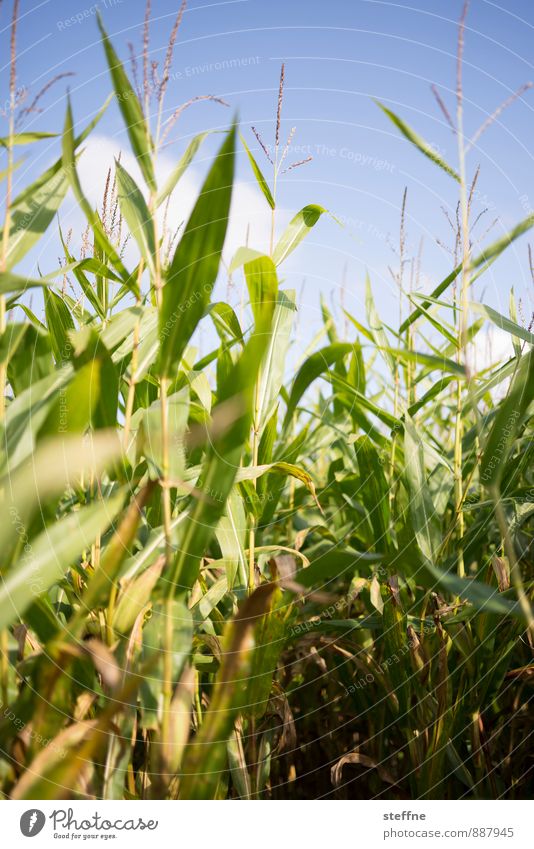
[0, 7, 533, 801]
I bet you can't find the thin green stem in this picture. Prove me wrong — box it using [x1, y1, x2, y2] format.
[454, 22, 471, 579]
[249, 103, 280, 592]
[248, 381, 261, 594]
[149, 127, 176, 778]
[0, 80, 15, 422]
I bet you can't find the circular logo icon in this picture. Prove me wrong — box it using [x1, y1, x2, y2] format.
[20, 810, 46, 837]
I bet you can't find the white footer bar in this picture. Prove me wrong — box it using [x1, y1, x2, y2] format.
[3, 799, 531, 848]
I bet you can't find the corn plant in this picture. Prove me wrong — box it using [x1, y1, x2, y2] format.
[0, 0, 532, 801]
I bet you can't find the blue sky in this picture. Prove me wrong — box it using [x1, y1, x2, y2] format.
[2, 0, 534, 355]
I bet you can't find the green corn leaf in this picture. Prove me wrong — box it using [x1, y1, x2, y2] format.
[112, 558, 164, 636]
[138, 388, 190, 481]
[0, 262, 115, 296]
[480, 348, 534, 488]
[385, 347, 467, 377]
[0, 431, 121, 560]
[470, 302, 534, 347]
[283, 342, 354, 429]
[245, 586, 288, 719]
[354, 435, 391, 551]
[97, 12, 156, 191]
[407, 376, 456, 416]
[9, 94, 112, 206]
[0, 323, 27, 368]
[169, 306, 272, 593]
[44, 289, 75, 363]
[157, 131, 213, 206]
[2, 368, 71, 473]
[0, 100, 111, 271]
[215, 489, 247, 590]
[227, 726, 251, 800]
[509, 289, 522, 358]
[403, 414, 440, 563]
[235, 460, 321, 511]
[406, 292, 458, 348]
[0, 168, 69, 271]
[62, 96, 132, 286]
[0, 492, 123, 632]
[365, 274, 396, 374]
[191, 574, 228, 622]
[37, 361, 100, 437]
[72, 328, 119, 429]
[400, 213, 534, 334]
[375, 100, 460, 181]
[343, 308, 375, 344]
[470, 214, 534, 270]
[273, 204, 326, 265]
[240, 133, 275, 209]
[114, 159, 156, 274]
[244, 254, 279, 326]
[207, 302, 244, 343]
[255, 290, 296, 435]
[399, 265, 462, 334]
[0, 157, 24, 182]
[101, 304, 145, 350]
[403, 415, 523, 615]
[179, 584, 277, 799]
[58, 226, 106, 319]
[294, 546, 383, 588]
[140, 599, 193, 729]
[0, 132, 57, 146]
[329, 371, 399, 430]
[229, 246, 264, 274]
[424, 559, 523, 618]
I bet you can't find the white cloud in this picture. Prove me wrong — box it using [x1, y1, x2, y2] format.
[465, 325, 516, 401]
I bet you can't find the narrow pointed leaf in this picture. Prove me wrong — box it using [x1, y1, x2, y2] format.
[273, 204, 326, 266]
[159, 126, 235, 378]
[157, 131, 212, 206]
[0, 493, 123, 631]
[97, 12, 156, 191]
[376, 100, 460, 181]
[62, 96, 131, 285]
[115, 159, 155, 274]
[0, 132, 57, 146]
[480, 348, 534, 488]
[244, 255, 279, 326]
[470, 302, 534, 347]
[283, 343, 354, 429]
